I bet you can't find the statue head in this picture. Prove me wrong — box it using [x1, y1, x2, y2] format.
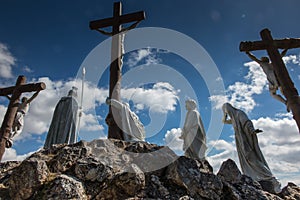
[261, 56, 270, 63]
[222, 102, 236, 115]
[185, 99, 197, 111]
[68, 86, 78, 98]
[21, 97, 28, 103]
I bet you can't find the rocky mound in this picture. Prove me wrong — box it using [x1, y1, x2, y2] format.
[0, 139, 299, 199]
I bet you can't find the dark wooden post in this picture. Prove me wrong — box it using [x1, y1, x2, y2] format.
[240, 29, 300, 133]
[89, 2, 145, 140]
[0, 75, 46, 161]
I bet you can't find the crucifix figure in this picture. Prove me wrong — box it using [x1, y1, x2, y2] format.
[0, 75, 46, 161]
[89, 2, 145, 140]
[246, 49, 289, 109]
[240, 28, 300, 133]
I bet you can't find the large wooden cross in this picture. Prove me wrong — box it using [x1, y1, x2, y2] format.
[0, 75, 45, 161]
[240, 28, 300, 133]
[89, 2, 145, 140]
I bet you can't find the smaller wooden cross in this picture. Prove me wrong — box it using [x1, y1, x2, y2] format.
[0, 75, 46, 161]
[240, 28, 300, 133]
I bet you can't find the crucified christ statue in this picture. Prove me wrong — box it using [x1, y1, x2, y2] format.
[89, 2, 145, 140]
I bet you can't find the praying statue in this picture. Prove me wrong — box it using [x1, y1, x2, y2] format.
[5, 91, 40, 148]
[222, 102, 281, 193]
[44, 87, 79, 148]
[106, 98, 145, 141]
[246, 49, 289, 111]
[179, 99, 207, 160]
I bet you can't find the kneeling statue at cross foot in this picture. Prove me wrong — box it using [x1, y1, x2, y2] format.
[106, 98, 145, 141]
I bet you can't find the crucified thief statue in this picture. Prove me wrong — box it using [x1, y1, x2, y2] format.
[0, 75, 45, 161]
[5, 91, 40, 148]
[89, 2, 145, 140]
[246, 49, 289, 111]
[240, 29, 300, 133]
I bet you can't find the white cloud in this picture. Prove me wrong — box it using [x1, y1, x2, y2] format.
[275, 112, 293, 118]
[208, 116, 300, 186]
[210, 61, 267, 113]
[79, 112, 104, 132]
[126, 48, 161, 67]
[283, 54, 300, 66]
[208, 95, 228, 110]
[23, 66, 33, 73]
[164, 128, 184, 153]
[0, 42, 15, 78]
[2, 148, 34, 162]
[122, 82, 179, 114]
[207, 139, 238, 172]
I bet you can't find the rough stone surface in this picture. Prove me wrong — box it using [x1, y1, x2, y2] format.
[8, 157, 50, 200]
[35, 174, 88, 200]
[279, 182, 300, 200]
[0, 139, 299, 200]
[217, 158, 242, 183]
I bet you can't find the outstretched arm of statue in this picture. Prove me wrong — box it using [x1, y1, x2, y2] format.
[281, 48, 289, 57]
[96, 29, 113, 36]
[254, 129, 263, 134]
[121, 20, 141, 33]
[27, 90, 40, 104]
[106, 97, 123, 110]
[246, 51, 261, 63]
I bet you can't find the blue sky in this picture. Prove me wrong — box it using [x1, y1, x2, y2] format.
[1, 0, 300, 186]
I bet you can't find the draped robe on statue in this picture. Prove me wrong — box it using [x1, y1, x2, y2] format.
[44, 90, 78, 148]
[181, 100, 207, 160]
[108, 99, 145, 141]
[222, 103, 281, 192]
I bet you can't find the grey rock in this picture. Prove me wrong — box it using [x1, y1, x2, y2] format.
[1, 139, 299, 200]
[217, 159, 282, 200]
[279, 182, 300, 200]
[36, 174, 87, 200]
[166, 156, 223, 200]
[217, 158, 242, 183]
[8, 157, 50, 200]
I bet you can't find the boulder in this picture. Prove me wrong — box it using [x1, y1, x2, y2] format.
[0, 139, 298, 199]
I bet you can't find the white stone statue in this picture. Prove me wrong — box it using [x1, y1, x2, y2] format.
[246, 50, 289, 111]
[179, 99, 207, 160]
[44, 87, 79, 148]
[106, 98, 145, 141]
[222, 102, 281, 193]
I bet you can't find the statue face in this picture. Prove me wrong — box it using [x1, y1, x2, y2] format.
[21, 97, 28, 103]
[185, 99, 196, 110]
[185, 102, 189, 110]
